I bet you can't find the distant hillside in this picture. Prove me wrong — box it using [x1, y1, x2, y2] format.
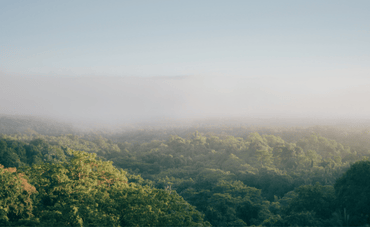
[0, 115, 76, 135]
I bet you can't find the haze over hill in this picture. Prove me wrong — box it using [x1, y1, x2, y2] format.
[1, 1, 370, 126]
[1, 72, 370, 126]
[2, 2, 370, 226]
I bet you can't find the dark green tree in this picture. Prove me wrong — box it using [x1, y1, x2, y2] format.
[335, 160, 370, 225]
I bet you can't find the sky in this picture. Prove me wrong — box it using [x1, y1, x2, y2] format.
[1, 0, 370, 124]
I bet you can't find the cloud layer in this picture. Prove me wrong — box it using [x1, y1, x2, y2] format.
[1, 73, 370, 124]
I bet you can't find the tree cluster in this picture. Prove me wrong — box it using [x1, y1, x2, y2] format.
[1, 125, 370, 226]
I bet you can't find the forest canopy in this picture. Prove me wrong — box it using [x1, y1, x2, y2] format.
[1, 118, 370, 226]
[0, 149, 209, 226]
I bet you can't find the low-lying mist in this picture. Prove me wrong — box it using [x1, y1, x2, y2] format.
[1, 72, 370, 127]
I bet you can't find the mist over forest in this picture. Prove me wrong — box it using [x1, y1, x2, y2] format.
[1, 73, 370, 226]
[1, 114, 370, 226]
[2, 0, 370, 226]
[1, 72, 370, 125]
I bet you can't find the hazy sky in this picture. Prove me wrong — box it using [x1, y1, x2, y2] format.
[1, 0, 370, 123]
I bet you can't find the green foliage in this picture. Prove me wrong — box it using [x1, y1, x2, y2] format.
[181, 179, 273, 226]
[2, 124, 370, 226]
[1, 149, 209, 226]
[335, 160, 370, 225]
[0, 165, 37, 226]
[282, 183, 336, 223]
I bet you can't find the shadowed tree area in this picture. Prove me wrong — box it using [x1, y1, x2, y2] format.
[335, 160, 370, 226]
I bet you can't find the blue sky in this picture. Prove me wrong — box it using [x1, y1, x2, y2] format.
[1, 0, 369, 77]
[1, 0, 370, 122]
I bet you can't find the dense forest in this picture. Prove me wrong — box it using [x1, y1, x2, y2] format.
[1, 116, 370, 226]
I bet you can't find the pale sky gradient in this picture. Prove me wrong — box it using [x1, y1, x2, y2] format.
[1, 0, 370, 123]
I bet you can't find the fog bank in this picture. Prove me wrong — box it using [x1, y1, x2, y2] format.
[1, 73, 370, 125]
